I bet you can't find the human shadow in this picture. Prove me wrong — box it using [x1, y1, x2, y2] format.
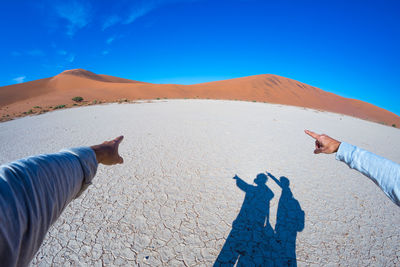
[214, 172, 304, 267]
[268, 173, 304, 267]
[214, 173, 275, 266]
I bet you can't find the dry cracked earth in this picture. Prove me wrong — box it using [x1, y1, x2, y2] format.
[0, 100, 399, 266]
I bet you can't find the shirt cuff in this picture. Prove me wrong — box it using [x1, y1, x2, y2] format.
[61, 147, 98, 198]
[335, 142, 356, 164]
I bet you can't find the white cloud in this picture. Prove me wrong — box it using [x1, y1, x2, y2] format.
[67, 54, 75, 62]
[123, 0, 201, 25]
[124, 2, 156, 24]
[54, 0, 91, 36]
[46, 0, 201, 36]
[106, 36, 115, 44]
[102, 15, 121, 30]
[55, 49, 75, 62]
[101, 0, 203, 31]
[13, 76, 26, 84]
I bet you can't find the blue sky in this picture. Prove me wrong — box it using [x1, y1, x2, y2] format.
[1, 0, 399, 115]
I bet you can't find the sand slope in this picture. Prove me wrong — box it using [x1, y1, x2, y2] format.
[1, 100, 399, 266]
[0, 69, 399, 126]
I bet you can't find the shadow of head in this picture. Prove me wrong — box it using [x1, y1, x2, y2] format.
[280, 176, 290, 188]
[254, 173, 268, 185]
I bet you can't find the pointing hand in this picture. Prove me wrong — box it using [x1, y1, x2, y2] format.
[91, 136, 124, 165]
[304, 130, 341, 154]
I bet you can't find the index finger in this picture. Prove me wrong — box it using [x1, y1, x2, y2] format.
[114, 135, 124, 144]
[304, 130, 319, 140]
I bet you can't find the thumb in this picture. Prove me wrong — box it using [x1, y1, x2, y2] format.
[114, 136, 124, 164]
[314, 148, 323, 154]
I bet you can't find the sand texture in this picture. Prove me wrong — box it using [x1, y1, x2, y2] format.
[0, 100, 399, 266]
[1, 69, 399, 127]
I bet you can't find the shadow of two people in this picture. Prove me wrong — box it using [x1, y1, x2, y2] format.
[214, 172, 304, 267]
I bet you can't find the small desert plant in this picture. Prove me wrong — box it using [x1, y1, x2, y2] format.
[33, 106, 41, 109]
[252, 100, 257, 102]
[73, 103, 78, 106]
[27, 109, 33, 114]
[72, 96, 84, 102]
[53, 105, 66, 109]
[92, 99, 97, 104]
[156, 97, 160, 100]
[393, 124, 397, 128]
[118, 98, 128, 103]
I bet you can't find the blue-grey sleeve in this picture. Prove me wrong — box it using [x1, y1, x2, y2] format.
[0, 147, 98, 267]
[336, 142, 400, 207]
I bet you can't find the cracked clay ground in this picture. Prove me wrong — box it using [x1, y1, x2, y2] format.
[0, 100, 399, 266]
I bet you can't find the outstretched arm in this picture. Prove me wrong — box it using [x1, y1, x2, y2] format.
[305, 130, 400, 207]
[0, 136, 124, 266]
[233, 175, 250, 192]
[267, 172, 281, 188]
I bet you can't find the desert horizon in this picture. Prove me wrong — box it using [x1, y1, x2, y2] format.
[1, 68, 399, 128]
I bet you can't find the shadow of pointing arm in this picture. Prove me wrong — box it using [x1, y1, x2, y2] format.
[233, 175, 250, 192]
[267, 172, 282, 188]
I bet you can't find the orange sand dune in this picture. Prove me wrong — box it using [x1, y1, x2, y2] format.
[0, 69, 399, 127]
